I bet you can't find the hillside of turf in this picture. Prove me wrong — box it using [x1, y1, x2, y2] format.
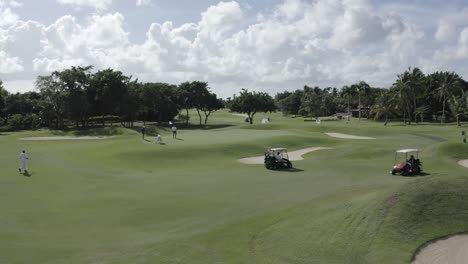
[1, 110, 468, 263]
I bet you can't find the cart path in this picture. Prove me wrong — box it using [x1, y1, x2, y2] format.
[458, 160, 468, 168]
[19, 136, 114, 141]
[325, 132, 376, 140]
[239, 147, 332, 164]
[411, 133, 446, 142]
[412, 234, 468, 264]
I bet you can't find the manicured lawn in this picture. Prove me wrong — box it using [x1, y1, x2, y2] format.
[1, 110, 468, 263]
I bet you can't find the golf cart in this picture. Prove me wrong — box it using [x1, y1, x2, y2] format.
[264, 148, 293, 170]
[391, 149, 422, 176]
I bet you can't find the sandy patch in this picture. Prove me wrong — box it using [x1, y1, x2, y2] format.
[325, 132, 375, 140]
[412, 234, 468, 264]
[239, 147, 332, 164]
[19, 136, 113, 141]
[458, 160, 468, 168]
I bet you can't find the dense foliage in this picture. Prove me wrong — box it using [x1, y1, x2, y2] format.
[1, 66, 468, 131]
[0, 66, 223, 130]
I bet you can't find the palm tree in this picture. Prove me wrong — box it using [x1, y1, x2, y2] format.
[414, 105, 430, 123]
[433, 71, 462, 124]
[373, 89, 397, 125]
[447, 91, 467, 126]
[341, 86, 356, 121]
[394, 67, 425, 124]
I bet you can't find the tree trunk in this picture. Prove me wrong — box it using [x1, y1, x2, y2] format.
[204, 112, 210, 125]
[457, 116, 460, 126]
[249, 112, 255, 124]
[347, 97, 350, 121]
[441, 99, 446, 124]
[185, 108, 189, 127]
[358, 94, 361, 121]
[384, 114, 388, 126]
[196, 109, 202, 126]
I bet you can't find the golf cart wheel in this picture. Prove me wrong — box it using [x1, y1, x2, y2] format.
[286, 161, 292, 169]
[391, 170, 396, 175]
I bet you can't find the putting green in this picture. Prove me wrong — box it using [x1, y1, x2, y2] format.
[1, 110, 468, 263]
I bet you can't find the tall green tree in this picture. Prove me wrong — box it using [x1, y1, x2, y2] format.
[36, 75, 67, 129]
[372, 89, 397, 125]
[276, 90, 303, 116]
[300, 86, 324, 120]
[433, 71, 462, 123]
[198, 93, 224, 125]
[447, 91, 467, 126]
[230, 89, 276, 124]
[394, 67, 425, 124]
[89, 69, 130, 124]
[0, 80, 8, 124]
[56, 66, 93, 128]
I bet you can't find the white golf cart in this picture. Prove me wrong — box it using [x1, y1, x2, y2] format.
[264, 148, 293, 170]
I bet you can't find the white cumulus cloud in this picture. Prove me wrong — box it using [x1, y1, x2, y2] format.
[57, 0, 112, 10]
[136, 0, 152, 7]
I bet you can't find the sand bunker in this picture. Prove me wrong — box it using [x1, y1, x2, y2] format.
[325, 132, 375, 140]
[19, 136, 113, 141]
[458, 160, 468, 168]
[412, 234, 468, 264]
[239, 147, 332, 164]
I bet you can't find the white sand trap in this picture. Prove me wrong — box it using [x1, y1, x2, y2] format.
[412, 234, 468, 264]
[458, 160, 468, 168]
[19, 136, 113, 141]
[325, 132, 375, 140]
[239, 147, 332, 164]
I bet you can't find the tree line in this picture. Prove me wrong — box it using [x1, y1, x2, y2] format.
[275, 68, 468, 126]
[0, 66, 224, 130]
[1, 66, 468, 131]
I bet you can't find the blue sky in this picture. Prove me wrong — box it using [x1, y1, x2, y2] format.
[0, 0, 468, 98]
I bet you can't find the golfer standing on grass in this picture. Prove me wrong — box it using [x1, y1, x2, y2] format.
[172, 125, 177, 138]
[19, 150, 28, 174]
[141, 126, 146, 139]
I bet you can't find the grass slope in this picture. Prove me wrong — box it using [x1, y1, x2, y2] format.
[1, 110, 468, 263]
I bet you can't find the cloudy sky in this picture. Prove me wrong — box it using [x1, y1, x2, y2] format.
[0, 0, 467, 97]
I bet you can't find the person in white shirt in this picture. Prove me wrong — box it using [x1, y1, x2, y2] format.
[275, 152, 283, 161]
[171, 126, 177, 138]
[155, 134, 162, 144]
[19, 150, 28, 174]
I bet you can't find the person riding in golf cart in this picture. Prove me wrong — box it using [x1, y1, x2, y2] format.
[264, 148, 293, 170]
[391, 149, 422, 176]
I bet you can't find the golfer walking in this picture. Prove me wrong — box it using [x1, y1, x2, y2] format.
[155, 134, 162, 144]
[171, 125, 177, 138]
[19, 150, 28, 174]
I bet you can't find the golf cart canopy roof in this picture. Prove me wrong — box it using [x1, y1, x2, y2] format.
[396, 149, 419, 153]
[269, 148, 287, 152]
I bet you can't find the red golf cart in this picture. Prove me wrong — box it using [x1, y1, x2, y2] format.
[391, 149, 422, 176]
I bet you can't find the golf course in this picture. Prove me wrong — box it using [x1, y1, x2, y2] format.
[1, 110, 468, 264]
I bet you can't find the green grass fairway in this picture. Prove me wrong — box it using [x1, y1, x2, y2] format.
[2, 110, 468, 263]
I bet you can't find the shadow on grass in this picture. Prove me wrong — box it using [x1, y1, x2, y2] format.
[286, 168, 305, 173]
[272, 168, 305, 173]
[179, 124, 235, 130]
[19, 171, 32, 177]
[50, 127, 123, 136]
[394, 172, 431, 177]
